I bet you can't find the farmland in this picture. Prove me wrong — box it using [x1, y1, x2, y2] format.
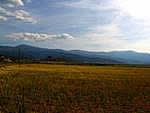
[0, 64, 150, 113]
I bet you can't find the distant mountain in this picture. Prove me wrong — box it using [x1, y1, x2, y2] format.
[70, 50, 150, 64]
[0, 44, 121, 64]
[0, 44, 150, 64]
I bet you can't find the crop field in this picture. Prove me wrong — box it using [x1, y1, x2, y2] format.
[0, 64, 150, 113]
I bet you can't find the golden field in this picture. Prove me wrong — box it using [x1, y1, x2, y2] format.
[0, 64, 150, 113]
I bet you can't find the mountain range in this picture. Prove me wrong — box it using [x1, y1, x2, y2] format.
[0, 44, 150, 64]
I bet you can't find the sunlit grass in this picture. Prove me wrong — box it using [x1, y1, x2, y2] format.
[0, 64, 150, 113]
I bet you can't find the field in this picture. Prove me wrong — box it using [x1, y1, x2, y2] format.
[0, 64, 150, 113]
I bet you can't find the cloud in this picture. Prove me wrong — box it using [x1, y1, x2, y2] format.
[74, 23, 128, 51]
[0, 16, 7, 21]
[0, 6, 6, 13]
[0, 0, 36, 23]
[0, 7, 36, 23]
[2, 0, 31, 6]
[62, 0, 115, 11]
[6, 32, 75, 41]
[87, 24, 123, 38]
[5, 3, 15, 8]
[8, 0, 24, 6]
[13, 10, 37, 23]
[130, 38, 150, 53]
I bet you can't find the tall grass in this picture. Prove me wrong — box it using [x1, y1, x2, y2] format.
[0, 64, 150, 113]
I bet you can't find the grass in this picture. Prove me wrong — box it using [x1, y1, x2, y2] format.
[0, 64, 150, 113]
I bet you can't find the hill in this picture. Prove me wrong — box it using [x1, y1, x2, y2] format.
[70, 50, 150, 64]
[0, 44, 150, 64]
[0, 44, 120, 64]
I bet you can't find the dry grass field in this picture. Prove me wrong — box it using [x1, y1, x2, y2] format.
[0, 64, 150, 113]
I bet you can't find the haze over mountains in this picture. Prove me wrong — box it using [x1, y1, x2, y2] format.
[0, 44, 150, 64]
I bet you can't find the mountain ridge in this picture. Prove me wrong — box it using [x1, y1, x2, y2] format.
[0, 44, 150, 64]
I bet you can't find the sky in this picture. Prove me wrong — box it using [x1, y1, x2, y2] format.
[1, 0, 150, 52]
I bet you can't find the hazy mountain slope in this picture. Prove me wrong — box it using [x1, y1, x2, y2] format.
[1, 44, 150, 64]
[0, 45, 121, 64]
[107, 51, 150, 64]
[70, 50, 150, 64]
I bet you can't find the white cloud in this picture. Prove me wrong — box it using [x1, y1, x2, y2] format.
[0, 6, 7, 13]
[6, 32, 75, 41]
[0, 16, 7, 21]
[5, 3, 15, 8]
[74, 23, 128, 51]
[87, 24, 123, 38]
[6, 0, 24, 6]
[128, 37, 150, 53]
[0, 0, 36, 23]
[0, 7, 36, 23]
[1, 0, 32, 7]
[13, 10, 37, 23]
[62, 0, 114, 11]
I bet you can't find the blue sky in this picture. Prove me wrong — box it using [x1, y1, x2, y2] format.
[1, 0, 150, 52]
